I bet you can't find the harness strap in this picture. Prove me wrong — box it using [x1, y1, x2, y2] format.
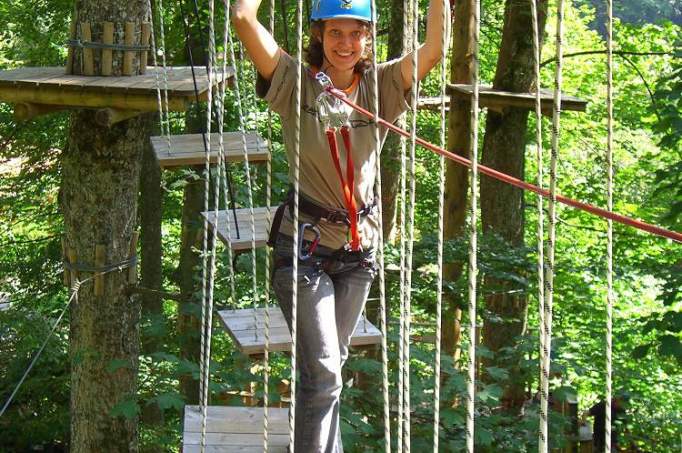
[326, 125, 361, 251]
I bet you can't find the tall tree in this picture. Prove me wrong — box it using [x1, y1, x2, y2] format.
[479, 0, 548, 410]
[60, 1, 152, 450]
[441, 0, 474, 360]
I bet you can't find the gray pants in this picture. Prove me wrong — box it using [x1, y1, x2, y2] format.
[271, 236, 376, 453]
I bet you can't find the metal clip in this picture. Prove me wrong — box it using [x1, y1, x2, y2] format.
[315, 72, 350, 129]
[298, 223, 321, 261]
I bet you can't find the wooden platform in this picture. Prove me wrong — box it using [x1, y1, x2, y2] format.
[425, 84, 588, 115]
[183, 405, 288, 452]
[219, 307, 382, 355]
[152, 132, 269, 168]
[201, 207, 274, 251]
[0, 66, 234, 116]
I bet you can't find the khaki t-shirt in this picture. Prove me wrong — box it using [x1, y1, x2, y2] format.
[257, 51, 411, 250]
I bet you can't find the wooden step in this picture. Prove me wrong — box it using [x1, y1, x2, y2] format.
[183, 405, 288, 452]
[152, 132, 269, 168]
[436, 84, 587, 116]
[201, 207, 274, 251]
[218, 306, 382, 355]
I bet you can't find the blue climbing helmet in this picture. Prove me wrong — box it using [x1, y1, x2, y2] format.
[310, 0, 373, 23]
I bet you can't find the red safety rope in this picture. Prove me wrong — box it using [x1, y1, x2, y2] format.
[326, 126, 362, 250]
[325, 87, 682, 244]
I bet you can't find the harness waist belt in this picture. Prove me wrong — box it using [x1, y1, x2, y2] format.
[267, 190, 375, 247]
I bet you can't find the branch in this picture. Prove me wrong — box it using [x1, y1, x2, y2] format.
[125, 286, 187, 302]
[540, 50, 677, 68]
[0, 235, 57, 248]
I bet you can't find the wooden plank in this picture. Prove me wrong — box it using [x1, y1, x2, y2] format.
[66, 20, 77, 75]
[183, 406, 289, 453]
[139, 23, 151, 75]
[152, 132, 269, 168]
[123, 22, 135, 76]
[101, 22, 114, 76]
[446, 84, 587, 112]
[218, 307, 382, 355]
[81, 22, 94, 76]
[202, 207, 274, 251]
[184, 405, 288, 433]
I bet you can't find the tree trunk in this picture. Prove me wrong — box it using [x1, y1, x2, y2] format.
[62, 3, 151, 451]
[140, 119, 163, 353]
[379, 0, 409, 241]
[480, 0, 548, 411]
[442, 0, 475, 362]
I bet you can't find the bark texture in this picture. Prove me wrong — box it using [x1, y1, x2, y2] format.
[442, 0, 475, 360]
[480, 0, 548, 410]
[63, 3, 151, 450]
[140, 118, 163, 352]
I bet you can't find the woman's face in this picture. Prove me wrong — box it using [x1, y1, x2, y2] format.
[321, 19, 369, 72]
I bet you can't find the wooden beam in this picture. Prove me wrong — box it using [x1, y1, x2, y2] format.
[13, 102, 67, 121]
[123, 22, 135, 76]
[81, 22, 94, 76]
[101, 22, 114, 76]
[95, 108, 142, 127]
[0, 85, 189, 111]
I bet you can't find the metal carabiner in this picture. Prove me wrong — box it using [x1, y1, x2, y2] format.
[315, 72, 351, 129]
[298, 223, 321, 261]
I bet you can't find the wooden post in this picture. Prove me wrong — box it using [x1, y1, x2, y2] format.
[140, 22, 151, 75]
[123, 22, 136, 76]
[101, 22, 114, 76]
[81, 22, 94, 76]
[14, 103, 66, 121]
[68, 248, 79, 287]
[128, 231, 139, 284]
[62, 237, 70, 287]
[94, 245, 105, 296]
[66, 20, 77, 75]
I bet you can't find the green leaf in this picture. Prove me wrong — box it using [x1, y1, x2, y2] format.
[152, 392, 185, 411]
[631, 344, 651, 359]
[485, 366, 509, 381]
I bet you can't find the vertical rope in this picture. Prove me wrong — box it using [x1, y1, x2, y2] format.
[466, 0, 481, 450]
[368, 0, 391, 451]
[224, 0, 260, 338]
[261, 0, 276, 449]
[402, 0, 421, 447]
[290, 0, 305, 447]
[529, 0, 547, 450]
[148, 0, 171, 154]
[605, 0, 614, 450]
[542, 0, 565, 451]
[433, 0, 449, 449]
[199, 0, 217, 450]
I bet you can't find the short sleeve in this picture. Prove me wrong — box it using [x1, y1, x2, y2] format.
[376, 58, 412, 123]
[256, 51, 298, 119]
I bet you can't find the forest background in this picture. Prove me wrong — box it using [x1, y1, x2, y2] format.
[0, 0, 680, 451]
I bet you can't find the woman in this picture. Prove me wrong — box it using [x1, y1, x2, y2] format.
[232, 0, 448, 450]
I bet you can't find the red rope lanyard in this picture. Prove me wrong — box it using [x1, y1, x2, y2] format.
[325, 125, 362, 251]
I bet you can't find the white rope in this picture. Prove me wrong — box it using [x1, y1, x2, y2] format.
[290, 0, 305, 447]
[148, 0, 171, 155]
[261, 0, 276, 449]
[529, 0, 547, 450]
[224, 0, 260, 339]
[402, 0, 421, 447]
[433, 0, 449, 448]
[368, 0, 391, 450]
[199, 0, 218, 449]
[605, 0, 615, 450]
[541, 0, 565, 451]
[466, 0, 481, 450]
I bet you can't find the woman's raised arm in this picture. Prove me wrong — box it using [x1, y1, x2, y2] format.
[399, 0, 451, 90]
[231, 0, 281, 80]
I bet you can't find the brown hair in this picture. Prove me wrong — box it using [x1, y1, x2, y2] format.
[304, 20, 373, 74]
